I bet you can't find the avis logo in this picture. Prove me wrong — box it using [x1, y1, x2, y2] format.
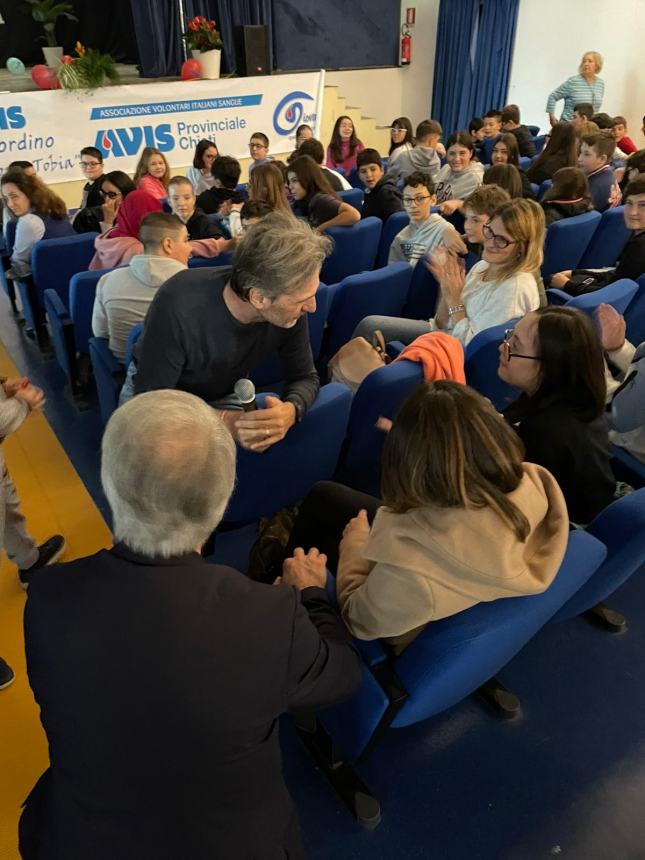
[273, 91, 314, 136]
[94, 124, 174, 158]
[0, 106, 26, 130]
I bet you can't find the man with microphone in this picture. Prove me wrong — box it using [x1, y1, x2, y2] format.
[133, 212, 329, 452]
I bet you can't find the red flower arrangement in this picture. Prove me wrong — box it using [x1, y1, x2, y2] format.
[183, 16, 223, 52]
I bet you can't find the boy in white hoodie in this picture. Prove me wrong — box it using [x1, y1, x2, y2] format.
[388, 171, 464, 266]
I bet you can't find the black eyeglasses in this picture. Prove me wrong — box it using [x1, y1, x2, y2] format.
[402, 194, 431, 207]
[101, 189, 119, 200]
[482, 224, 518, 249]
[80, 160, 101, 168]
[502, 328, 541, 361]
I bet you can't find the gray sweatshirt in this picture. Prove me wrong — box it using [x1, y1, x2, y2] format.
[435, 162, 485, 203]
[388, 145, 441, 184]
[388, 213, 458, 266]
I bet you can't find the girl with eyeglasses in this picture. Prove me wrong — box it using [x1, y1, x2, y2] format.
[186, 139, 219, 196]
[353, 198, 543, 348]
[500, 306, 615, 524]
[387, 116, 414, 174]
[72, 171, 136, 235]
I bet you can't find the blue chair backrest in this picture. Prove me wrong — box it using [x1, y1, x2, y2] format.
[338, 187, 364, 212]
[464, 319, 520, 410]
[4, 220, 17, 254]
[188, 253, 233, 269]
[391, 530, 606, 728]
[320, 217, 382, 284]
[250, 283, 332, 387]
[346, 167, 364, 189]
[536, 178, 552, 199]
[318, 529, 606, 760]
[324, 262, 413, 359]
[69, 268, 111, 354]
[402, 257, 440, 320]
[551, 489, 645, 623]
[124, 323, 143, 368]
[611, 444, 645, 489]
[563, 278, 639, 318]
[222, 383, 352, 524]
[623, 273, 645, 345]
[340, 359, 424, 475]
[527, 125, 540, 137]
[578, 206, 631, 269]
[530, 182, 540, 197]
[375, 211, 409, 268]
[31, 232, 98, 307]
[533, 135, 547, 155]
[518, 156, 532, 170]
[541, 210, 601, 278]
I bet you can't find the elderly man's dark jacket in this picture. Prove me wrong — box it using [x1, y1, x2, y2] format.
[20, 543, 361, 860]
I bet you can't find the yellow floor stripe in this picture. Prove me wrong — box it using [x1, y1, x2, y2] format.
[0, 344, 112, 860]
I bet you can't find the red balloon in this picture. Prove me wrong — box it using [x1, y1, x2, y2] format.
[61, 55, 74, 65]
[181, 59, 201, 81]
[31, 64, 49, 85]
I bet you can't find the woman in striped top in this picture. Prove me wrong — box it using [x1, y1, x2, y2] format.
[546, 51, 605, 125]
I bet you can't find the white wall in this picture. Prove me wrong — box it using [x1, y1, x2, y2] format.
[325, 0, 440, 130]
[507, 0, 645, 137]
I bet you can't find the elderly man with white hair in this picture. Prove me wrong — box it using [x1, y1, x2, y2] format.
[20, 390, 361, 860]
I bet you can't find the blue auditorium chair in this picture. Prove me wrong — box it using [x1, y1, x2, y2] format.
[624, 273, 645, 345]
[578, 206, 630, 269]
[17, 233, 98, 341]
[527, 125, 540, 137]
[320, 217, 382, 284]
[89, 324, 142, 425]
[464, 319, 521, 410]
[401, 257, 440, 320]
[322, 263, 412, 362]
[375, 211, 409, 268]
[541, 210, 601, 278]
[212, 384, 353, 572]
[519, 156, 532, 170]
[188, 252, 233, 269]
[536, 179, 552, 199]
[550, 489, 645, 626]
[251, 283, 332, 389]
[611, 445, 645, 489]
[533, 135, 547, 155]
[301, 529, 606, 824]
[43, 291, 76, 387]
[546, 279, 639, 317]
[530, 183, 540, 197]
[346, 167, 364, 190]
[334, 359, 424, 495]
[338, 187, 364, 213]
[69, 269, 110, 355]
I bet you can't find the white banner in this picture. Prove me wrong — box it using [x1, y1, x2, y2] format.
[0, 71, 325, 183]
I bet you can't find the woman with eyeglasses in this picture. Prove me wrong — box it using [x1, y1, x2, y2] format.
[500, 306, 615, 524]
[354, 198, 543, 348]
[186, 139, 219, 196]
[78, 146, 105, 209]
[72, 171, 136, 235]
[287, 155, 360, 233]
[275, 381, 569, 653]
[0, 169, 74, 280]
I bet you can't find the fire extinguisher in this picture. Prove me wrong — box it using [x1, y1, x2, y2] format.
[401, 24, 412, 65]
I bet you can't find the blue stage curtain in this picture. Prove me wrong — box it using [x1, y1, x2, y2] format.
[131, 0, 184, 78]
[431, 0, 520, 136]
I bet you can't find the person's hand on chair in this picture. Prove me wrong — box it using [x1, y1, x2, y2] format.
[281, 547, 327, 589]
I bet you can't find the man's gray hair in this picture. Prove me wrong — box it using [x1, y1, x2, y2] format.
[101, 390, 236, 558]
[230, 211, 332, 300]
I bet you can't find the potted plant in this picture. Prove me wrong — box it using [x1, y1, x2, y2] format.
[183, 16, 223, 80]
[20, 0, 78, 67]
[56, 42, 120, 91]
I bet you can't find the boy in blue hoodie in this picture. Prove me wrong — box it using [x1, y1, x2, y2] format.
[578, 131, 620, 212]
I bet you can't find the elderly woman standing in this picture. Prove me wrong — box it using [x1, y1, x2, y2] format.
[546, 51, 605, 125]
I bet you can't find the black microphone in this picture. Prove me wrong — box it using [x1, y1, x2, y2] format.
[233, 378, 258, 412]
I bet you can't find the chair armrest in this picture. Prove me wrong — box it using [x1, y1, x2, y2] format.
[386, 340, 405, 359]
[546, 288, 570, 306]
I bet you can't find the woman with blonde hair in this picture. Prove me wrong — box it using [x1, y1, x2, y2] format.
[134, 147, 171, 200]
[1, 169, 74, 278]
[354, 198, 544, 347]
[281, 381, 569, 653]
[247, 162, 292, 215]
[546, 51, 605, 125]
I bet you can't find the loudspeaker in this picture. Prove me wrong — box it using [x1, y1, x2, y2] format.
[234, 25, 270, 77]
